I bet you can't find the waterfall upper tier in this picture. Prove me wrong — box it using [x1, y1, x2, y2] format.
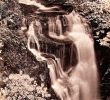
[19, 1, 74, 16]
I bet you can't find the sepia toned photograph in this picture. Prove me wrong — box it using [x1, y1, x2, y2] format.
[0, 0, 110, 100]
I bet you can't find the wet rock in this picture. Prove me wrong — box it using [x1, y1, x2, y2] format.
[0, 81, 6, 88]
[39, 36, 78, 71]
[95, 41, 110, 100]
[19, 0, 74, 16]
[37, 0, 67, 5]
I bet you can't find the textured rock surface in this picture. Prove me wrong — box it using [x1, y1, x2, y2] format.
[0, 0, 110, 100]
[0, 27, 60, 99]
[0, 0, 59, 99]
[95, 42, 110, 100]
[75, 1, 110, 47]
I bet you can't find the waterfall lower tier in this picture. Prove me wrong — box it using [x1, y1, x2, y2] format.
[39, 37, 78, 72]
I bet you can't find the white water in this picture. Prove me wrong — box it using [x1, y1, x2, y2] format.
[48, 17, 66, 40]
[22, 1, 100, 100]
[18, 0, 59, 11]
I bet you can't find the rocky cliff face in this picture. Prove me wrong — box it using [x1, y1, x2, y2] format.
[0, 0, 59, 99]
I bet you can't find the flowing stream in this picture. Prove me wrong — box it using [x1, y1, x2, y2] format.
[22, 1, 100, 100]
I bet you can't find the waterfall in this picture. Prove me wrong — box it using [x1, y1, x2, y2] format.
[56, 16, 62, 36]
[66, 13, 100, 100]
[48, 16, 66, 40]
[24, 1, 100, 100]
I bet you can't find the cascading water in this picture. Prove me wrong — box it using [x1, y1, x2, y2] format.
[21, 0, 100, 100]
